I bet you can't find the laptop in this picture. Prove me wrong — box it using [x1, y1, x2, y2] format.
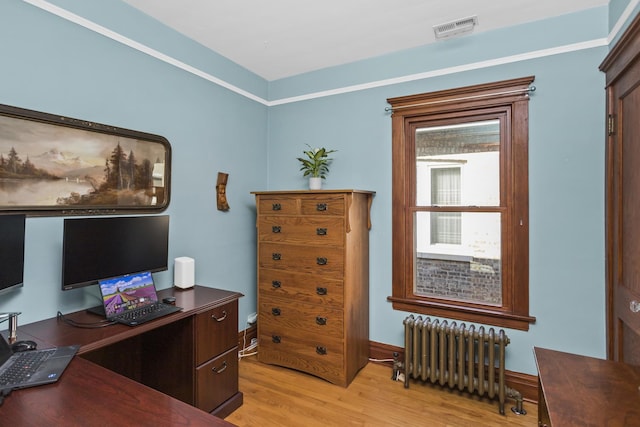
[98, 271, 182, 326]
[0, 335, 79, 390]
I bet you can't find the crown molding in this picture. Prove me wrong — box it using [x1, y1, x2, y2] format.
[24, 0, 619, 107]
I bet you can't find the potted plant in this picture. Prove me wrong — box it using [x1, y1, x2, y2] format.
[297, 145, 337, 189]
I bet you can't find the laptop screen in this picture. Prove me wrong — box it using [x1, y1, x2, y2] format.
[98, 271, 158, 318]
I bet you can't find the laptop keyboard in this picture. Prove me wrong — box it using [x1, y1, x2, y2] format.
[115, 303, 177, 324]
[0, 349, 56, 387]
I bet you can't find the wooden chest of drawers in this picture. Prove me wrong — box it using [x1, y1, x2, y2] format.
[252, 190, 374, 387]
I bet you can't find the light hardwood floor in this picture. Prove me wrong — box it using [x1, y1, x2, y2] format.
[225, 355, 537, 427]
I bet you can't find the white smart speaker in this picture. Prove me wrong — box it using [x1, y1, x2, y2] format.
[174, 257, 195, 289]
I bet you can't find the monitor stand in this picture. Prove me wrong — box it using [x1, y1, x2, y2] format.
[86, 305, 105, 317]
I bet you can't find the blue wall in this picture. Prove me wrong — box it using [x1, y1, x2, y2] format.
[0, 0, 267, 331]
[610, 0, 640, 43]
[0, 0, 632, 376]
[267, 7, 610, 375]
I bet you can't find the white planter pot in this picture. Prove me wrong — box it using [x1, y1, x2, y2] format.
[309, 177, 322, 190]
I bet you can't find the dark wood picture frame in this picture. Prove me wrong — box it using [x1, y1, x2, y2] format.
[0, 103, 170, 216]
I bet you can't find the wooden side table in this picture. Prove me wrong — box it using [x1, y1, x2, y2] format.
[534, 347, 640, 426]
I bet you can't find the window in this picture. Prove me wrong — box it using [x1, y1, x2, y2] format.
[430, 166, 461, 245]
[387, 77, 536, 330]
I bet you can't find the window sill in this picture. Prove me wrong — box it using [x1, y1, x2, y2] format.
[387, 296, 536, 331]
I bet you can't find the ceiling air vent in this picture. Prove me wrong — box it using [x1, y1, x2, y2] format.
[433, 15, 478, 39]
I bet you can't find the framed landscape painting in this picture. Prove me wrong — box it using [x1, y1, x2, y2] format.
[0, 103, 171, 216]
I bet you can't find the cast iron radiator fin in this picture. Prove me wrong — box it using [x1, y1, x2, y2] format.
[399, 314, 525, 415]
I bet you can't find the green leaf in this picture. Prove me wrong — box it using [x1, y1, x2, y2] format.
[297, 144, 337, 179]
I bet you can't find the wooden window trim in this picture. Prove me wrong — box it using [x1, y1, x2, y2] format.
[387, 77, 536, 331]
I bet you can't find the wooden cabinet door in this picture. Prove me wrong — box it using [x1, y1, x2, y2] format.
[601, 14, 640, 364]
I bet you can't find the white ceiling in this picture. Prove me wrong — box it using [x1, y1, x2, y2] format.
[122, 0, 608, 81]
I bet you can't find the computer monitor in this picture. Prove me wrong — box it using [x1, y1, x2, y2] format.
[0, 214, 26, 295]
[61, 215, 169, 290]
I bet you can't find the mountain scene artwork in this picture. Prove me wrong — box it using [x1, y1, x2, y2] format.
[0, 110, 168, 211]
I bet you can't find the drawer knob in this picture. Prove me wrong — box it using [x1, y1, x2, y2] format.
[272, 253, 281, 260]
[271, 307, 281, 316]
[272, 225, 281, 233]
[272, 335, 281, 343]
[316, 203, 327, 211]
[316, 287, 327, 296]
[212, 360, 227, 374]
[315, 316, 327, 326]
[316, 346, 327, 355]
[271, 280, 282, 288]
[272, 203, 281, 211]
[316, 257, 328, 265]
[211, 310, 227, 322]
[316, 228, 327, 236]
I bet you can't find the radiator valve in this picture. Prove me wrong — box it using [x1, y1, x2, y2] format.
[507, 387, 527, 415]
[391, 352, 404, 381]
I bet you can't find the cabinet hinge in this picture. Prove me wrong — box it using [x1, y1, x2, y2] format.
[608, 114, 616, 136]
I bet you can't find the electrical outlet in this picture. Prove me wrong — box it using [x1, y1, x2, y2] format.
[247, 312, 257, 325]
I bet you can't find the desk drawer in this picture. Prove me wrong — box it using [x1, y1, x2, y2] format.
[196, 346, 239, 413]
[195, 301, 238, 366]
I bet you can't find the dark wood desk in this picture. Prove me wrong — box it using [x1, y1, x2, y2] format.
[534, 347, 640, 427]
[2, 357, 233, 426]
[3, 286, 242, 426]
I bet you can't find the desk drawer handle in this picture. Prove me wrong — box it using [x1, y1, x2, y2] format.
[272, 253, 281, 261]
[631, 300, 640, 313]
[272, 203, 281, 211]
[272, 225, 281, 233]
[212, 360, 227, 374]
[316, 316, 327, 326]
[271, 307, 281, 316]
[316, 228, 327, 236]
[211, 310, 227, 322]
[271, 280, 281, 288]
[316, 346, 327, 355]
[316, 257, 328, 265]
[316, 287, 327, 296]
[272, 335, 281, 343]
[316, 203, 327, 211]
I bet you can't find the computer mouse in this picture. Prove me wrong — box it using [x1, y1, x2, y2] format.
[11, 340, 37, 352]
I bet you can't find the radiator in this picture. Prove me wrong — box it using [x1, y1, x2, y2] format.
[399, 315, 525, 415]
